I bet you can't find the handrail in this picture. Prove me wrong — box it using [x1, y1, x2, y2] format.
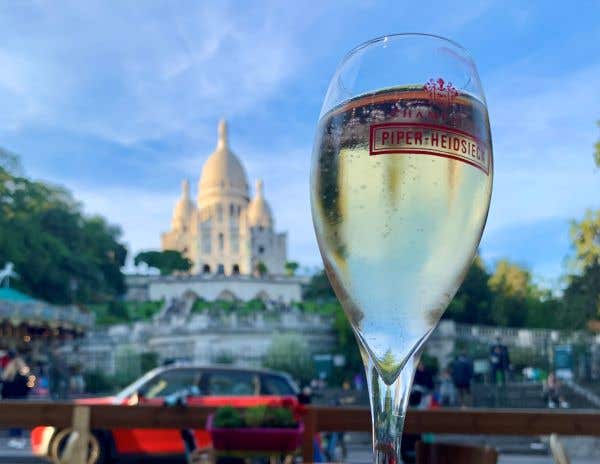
[0, 402, 599, 462]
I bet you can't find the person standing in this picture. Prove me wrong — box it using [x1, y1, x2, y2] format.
[490, 337, 510, 385]
[1, 350, 31, 448]
[48, 346, 70, 400]
[439, 368, 457, 407]
[413, 362, 435, 395]
[69, 363, 86, 396]
[452, 352, 474, 407]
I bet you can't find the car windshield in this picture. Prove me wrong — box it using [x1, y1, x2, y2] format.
[262, 374, 297, 395]
[115, 369, 162, 401]
[115, 367, 298, 401]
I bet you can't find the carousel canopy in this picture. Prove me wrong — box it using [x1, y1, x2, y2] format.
[0, 287, 93, 332]
[0, 288, 35, 302]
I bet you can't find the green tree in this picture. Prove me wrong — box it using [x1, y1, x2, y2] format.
[262, 334, 315, 385]
[256, 261, 268, 277]
[489, 259, 531, 297]
[0, 148, 22, 175]
[561, 134, 600, 329]
[0, 160, 126, 304]
[444, 256, 494, 324]
[83, 370, 115, 394]
[562, 264, 600, 328]
[488, 260, 537, 327]
[446, 257, 562, 329]
[523, 291, 562, 329]
[284, 261, 299, 276]
[134, 250, 192, 275]
[107, 301, 130, 322]
[140, 352, 159, 373]
[302, 270, 336, 301]
[570, 210, 600, 271]
[302, 270, 363, 382]
[332, 303, 363, 380]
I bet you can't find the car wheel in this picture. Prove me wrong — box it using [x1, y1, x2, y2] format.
[49, 428, 104, 464]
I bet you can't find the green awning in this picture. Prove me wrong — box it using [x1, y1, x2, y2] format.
[0, 288, 35, 302]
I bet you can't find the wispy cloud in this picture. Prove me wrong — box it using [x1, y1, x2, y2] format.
[485, 62, 600, 232]
[0, 0, 598, 283]
[0, 1, 309, 145]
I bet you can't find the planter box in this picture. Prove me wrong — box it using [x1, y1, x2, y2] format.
[206, 415, 304, 452]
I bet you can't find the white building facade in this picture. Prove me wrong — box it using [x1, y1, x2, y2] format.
[162, 120, 287, 276]
[125, 274, 303, 305]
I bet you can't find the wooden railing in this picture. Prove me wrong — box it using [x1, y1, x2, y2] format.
[0, 402, 599, 463]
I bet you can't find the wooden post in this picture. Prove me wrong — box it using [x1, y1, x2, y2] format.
[65, 405, 90, 464]
[550, 434, 571, 464]
[302, 408, 316, 463]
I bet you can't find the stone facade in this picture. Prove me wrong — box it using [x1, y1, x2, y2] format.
[125, 274, 304, 304]
[161, 120, 287, 276]
[69, 310, 336, 375]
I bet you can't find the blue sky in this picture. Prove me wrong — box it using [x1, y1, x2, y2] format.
[0, 1, 598, 288]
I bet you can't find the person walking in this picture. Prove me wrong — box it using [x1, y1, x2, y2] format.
[1, 350, 31, 448]
[451, 352, 474, 407]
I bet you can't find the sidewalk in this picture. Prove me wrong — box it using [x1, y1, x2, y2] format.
[345, 442, 597, 464]
[0, 438, 43, 463]
[499, 457, 597, 464]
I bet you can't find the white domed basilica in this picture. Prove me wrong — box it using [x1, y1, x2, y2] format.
[161, 120, 287, 276]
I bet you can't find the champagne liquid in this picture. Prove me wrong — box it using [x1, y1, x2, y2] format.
[311, 87, 493, 382]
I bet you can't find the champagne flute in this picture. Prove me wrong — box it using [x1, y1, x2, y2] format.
[310, 33, 493, 463]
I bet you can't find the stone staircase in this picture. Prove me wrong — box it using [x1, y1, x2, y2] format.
[472, 382, 546, 409]
[562, 382, 600, 409]
[154, 294, 195, 322]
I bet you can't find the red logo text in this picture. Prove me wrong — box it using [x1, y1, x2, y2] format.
[369, 123, 490, 175]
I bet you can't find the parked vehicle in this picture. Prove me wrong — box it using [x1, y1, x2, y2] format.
[31, 364, 300, 463]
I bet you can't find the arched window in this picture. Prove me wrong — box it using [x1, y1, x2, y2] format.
[230, 203, 235, 217]
[232, 264, 240, 274]
[258, 245, 265, 254]
[216, 204, 223, 222]
[217, 289, 236, 301]
[202, 264, 211, 273]
[217, 264, 225, 275]
[255, 291, 269, 302]
[218, 233, 224, 251]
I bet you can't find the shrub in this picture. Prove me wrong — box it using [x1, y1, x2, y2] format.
[213, 406, 244, 428]
[214, 405, 297, 429]
[83, 370, 115, 394]
[262, 334, 315, 385]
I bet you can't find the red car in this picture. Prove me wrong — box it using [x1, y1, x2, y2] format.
[32, 364, 300, 463]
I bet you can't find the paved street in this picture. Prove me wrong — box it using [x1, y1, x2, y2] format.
[0, 438, 43, 463]
[0, 436, 598, 464]
[345, 443, 598, 464]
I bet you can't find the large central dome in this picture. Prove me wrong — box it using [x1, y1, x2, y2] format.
[198, 120, 249, 205]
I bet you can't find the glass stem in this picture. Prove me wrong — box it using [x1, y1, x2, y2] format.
[365, 354, 416, 464]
